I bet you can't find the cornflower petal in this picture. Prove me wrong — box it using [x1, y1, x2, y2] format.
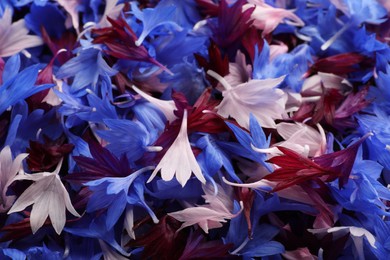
[148, 110, 206, 187]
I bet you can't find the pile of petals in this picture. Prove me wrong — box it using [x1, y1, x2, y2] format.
[2, 0, 390, 259]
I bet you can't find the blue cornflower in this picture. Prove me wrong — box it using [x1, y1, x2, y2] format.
[0, 57, 52, 115]
[56, 48, 117, 93]
[85, 166, 158, 229]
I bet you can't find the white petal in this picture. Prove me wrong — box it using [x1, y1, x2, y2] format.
[59, 177, 80, 217]
[277, 123, 304, 140]
[211, 73, 286, 128]
[124, 206, 135, 239]
[132, 85, 177, 122]
[148, 110, 205, 186]
[30, 193, 50, 234]
[9, 153, 28, 179]
[99, 239, 129, 260]
[8, 182, 42, 214]
[0, 17, 43, 57]
[349, 227, 377, 248]
[49, 184, 66, 234]
[57, 0, 80, 31]
[0, 146, 13, 180]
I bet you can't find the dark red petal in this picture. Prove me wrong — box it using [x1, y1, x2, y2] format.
[41, 26, 76, 65]
[241, 27, 265, 62]
[127, 215, 188, 260]
[179, 231, 235, 260]
[0, 57, 4, 85]
[264, 147, 332, 191]
[195, 0, 219, 16]
[308, 53, 366, 75]
[335, 86, 371, 119]
[92, 16, 170, 73]
[26, 135, 74, 172]
[238, 187, 255, 237]
[313, 133, 371, 188]
[195, 41, 229, 88]
[66, 141, 132, 184]
[210, 0, 255, 49]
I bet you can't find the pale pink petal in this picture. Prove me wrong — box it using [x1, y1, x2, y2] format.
[60, 178, 81, 217]
[209, 70, 286, 129]
[269, 42, 288, 61]
[8, 180, 48, 214]
[202, 183, 233, 213]
[277, 122, 304, 140]
[30, 193, 50, 234]
[49, 183, 66, 234]
[99, 240, 129, 260]
[301, 73, 351, 97]
[348, 227, 377, 248]
[99, 0, 125, 28]
[0, 146, 12, 181]
[169, 204, 242, 233]
[124, 206, 135, 239]
[132, 85, 177, 122]
[222, 177, 316, 206]
[0, 10, 43, 57]
[276, 122, 326, 157]
[0, 147, 28, 211]
[9, 153, 28, 181]
[8, 160, 80, 234]
[43, 88, 62, 106]
[245, 2, 304, 35]
[283, 248, 317, 260]
[224, 51, 252, 87]
[148, 110, 205, 186]
[284, 90, 302, 113]
[57, 0, 80, 31]
[168, 184, 243, 233]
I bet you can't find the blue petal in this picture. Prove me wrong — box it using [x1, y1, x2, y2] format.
[25, 3, 66, 38]
[0, 64, 53, 115]
[130, 1, 182, 46]
[3, 54, 20, 83]
[97, 119, 150, 162]
[242, 241, 285, 257]
[249, 113, 270, 149]
[56, 49, 117, 92]
[105, 193, 127, 230]
[1, 248, 25, 260]
[196, 134, 240, 182]
[226, 121, 271, 171]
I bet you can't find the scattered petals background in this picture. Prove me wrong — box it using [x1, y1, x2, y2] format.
[0, 0, 390, 259]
